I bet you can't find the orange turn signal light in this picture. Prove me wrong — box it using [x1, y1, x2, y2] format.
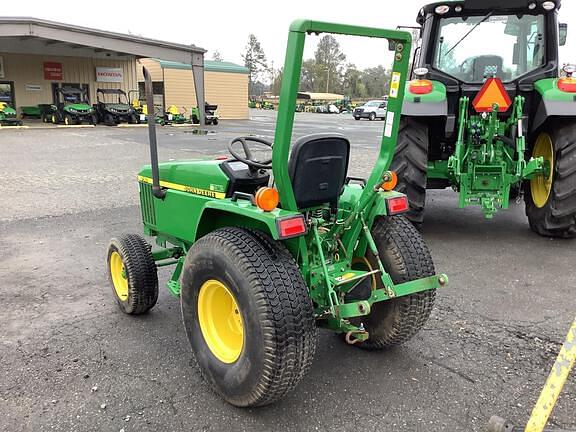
[409, 79, 433, 95]
[255, 187, 279, 212]
[381, 171, 398, 191]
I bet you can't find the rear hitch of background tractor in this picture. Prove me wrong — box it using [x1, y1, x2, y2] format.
[447, 93, 546, 218]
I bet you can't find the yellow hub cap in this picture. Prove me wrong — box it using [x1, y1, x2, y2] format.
[110, 251, 129, 301]
[531, 133, 554, 208]
[198, 279, 244, 363]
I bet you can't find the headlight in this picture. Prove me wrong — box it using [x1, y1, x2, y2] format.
[435, 5, 450, 14]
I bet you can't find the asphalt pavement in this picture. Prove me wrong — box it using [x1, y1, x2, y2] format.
[0, 110, 574, 432]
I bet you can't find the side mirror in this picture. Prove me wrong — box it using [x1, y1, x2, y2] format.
[559, 23, 568, 46]
[379, 103, 387, 109]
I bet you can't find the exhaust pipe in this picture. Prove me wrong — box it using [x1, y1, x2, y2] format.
[143, 66, 166, 199]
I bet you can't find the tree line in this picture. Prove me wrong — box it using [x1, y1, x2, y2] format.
[239, 34, 392, 99]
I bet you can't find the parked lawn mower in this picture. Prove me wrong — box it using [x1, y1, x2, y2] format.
[95, 88, 139, 125]
[191, 102, 219, 125]
[162, 105, 191, 125]
[50, 87, 96, 125]
[129, 90, 165, 124]
[107, 20, 447, 407]
[392, 0, 576, 238]
[0, 102, 23, 126]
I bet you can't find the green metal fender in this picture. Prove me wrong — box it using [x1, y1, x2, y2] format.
[401, 80, 448, 117]
[532, 78, 576, 131]
[195, 199, 305, 241]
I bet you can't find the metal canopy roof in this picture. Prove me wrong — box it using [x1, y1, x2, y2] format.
[157, 59, 249, 74]
[0, 17, 206, 64]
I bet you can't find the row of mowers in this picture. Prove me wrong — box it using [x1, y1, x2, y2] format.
[3, 87, 219, 127]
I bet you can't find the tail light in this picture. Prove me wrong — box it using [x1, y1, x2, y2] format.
[409, 79, 433, 95]
[386, 196, 409, 215]
[276, 215, 307, 239]
[558, 78, 576, 93]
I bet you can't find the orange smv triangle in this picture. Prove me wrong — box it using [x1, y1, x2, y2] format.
[472, 78, 512, 113]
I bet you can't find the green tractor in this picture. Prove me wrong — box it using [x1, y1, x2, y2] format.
[392, 0, 576, 238]
[50, 87, 96, 125]
[107, 20, 447, 407]
[0, 102, 23, 126]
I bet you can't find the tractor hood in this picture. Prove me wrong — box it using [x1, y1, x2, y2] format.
[64, 103, 93, 113]
[105, 103, 132, 112]
[1, 106, 17, 117]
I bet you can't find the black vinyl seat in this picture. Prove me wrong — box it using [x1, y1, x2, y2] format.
[288, 133, 350, 209]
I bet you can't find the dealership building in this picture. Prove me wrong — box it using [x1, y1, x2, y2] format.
[0, 17, 249, 121]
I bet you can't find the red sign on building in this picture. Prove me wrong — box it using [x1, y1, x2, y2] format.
[43, 62, 63, 80]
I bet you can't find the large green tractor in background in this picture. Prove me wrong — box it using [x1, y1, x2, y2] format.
[107, 20, 447, 407]
[392, 0, 576, 237]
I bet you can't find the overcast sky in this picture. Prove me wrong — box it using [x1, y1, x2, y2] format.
[3, 0, 576, 72]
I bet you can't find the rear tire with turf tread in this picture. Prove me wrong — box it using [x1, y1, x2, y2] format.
[390, 116, 429, 229]
[181, 227, 317, 407]
[355, 216, 436, 350]
[107, 234, 158, 314]
[525, 120, 576, 238]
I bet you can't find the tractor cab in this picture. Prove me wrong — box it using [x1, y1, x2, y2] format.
[409, 0, 566, 130]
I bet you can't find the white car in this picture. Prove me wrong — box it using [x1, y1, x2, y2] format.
[353, 100, 387, 121]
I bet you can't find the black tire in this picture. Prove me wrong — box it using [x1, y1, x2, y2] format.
[191, 115, 199, 125]
[107, 234, 158, 314]
[181, 227, 317, 407]
[212, 118, 218, 125]
[89, 114, 98, 125]
[354, 116, 360, 121]
[63, 114, 73, 126]
[352, 216, 436, 350]
[41, 113, 50, 123]
[368, 112, 376, 121]
[525, 120, 576, 238]
[104, 113, 115, 126]
[390, 116, 429, 228]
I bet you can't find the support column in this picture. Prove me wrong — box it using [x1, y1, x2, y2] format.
[191, 52, 205, 126]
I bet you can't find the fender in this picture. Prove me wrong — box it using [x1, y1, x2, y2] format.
[532, 78, 576, 132]
[196, 199, 304, 241]
[401, 80, 448, 116]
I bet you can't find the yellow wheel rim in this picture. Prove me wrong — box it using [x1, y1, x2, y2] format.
[198, 279, 244, 364]
[51, 115, 56, 123]
[110, 251, 129, 301]
[64, 116, 70, 125]
[531, 133, 554, 208]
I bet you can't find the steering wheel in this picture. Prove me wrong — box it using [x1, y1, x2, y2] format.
[227, 136, 273, 169]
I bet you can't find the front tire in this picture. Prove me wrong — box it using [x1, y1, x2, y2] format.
[181, 228, 317, 407]
[525, 120, 576, 238]
[107, 234, 158, 314]
[390, 116, 429, 228]
[368, 112, 376, 121]
[352, 216, 436, 350]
